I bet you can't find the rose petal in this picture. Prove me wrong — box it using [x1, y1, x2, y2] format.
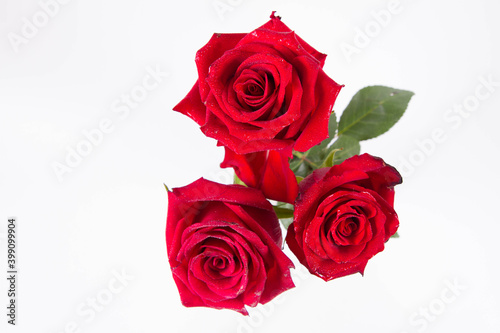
[257, 13, 327, 66]
[172, 81, 207, 126]
[293, 70, 343, 152]
[195, 33, 247, 101]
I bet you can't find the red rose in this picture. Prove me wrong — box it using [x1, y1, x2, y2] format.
[286, 154, 402, 281]
[173, 12, 343, 155]
[221, 148, 298, 204]
[166, 178, 294, 314]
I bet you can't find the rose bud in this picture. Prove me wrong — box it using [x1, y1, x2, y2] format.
[166, 178, 294, 315]
[286, 153, 402, 281]
[221, 147, 299, 204]
[173, 12, 343, 155]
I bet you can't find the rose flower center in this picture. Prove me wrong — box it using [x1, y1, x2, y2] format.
[211, 256, 227, 269]
[337, 218, 358, 237]
[322, 203, 373, 248]
[233, 68, 275, 111]
[245, 83, 264, 96]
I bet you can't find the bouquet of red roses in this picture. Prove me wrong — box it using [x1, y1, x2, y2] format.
[166, 12, 413, 315]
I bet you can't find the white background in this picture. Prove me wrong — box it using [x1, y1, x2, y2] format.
[1, 0, 499, 332]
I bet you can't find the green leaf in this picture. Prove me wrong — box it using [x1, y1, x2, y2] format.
[296, 175, 304, 184]
[280, 217, 294, 230]
[290, 151, 315, 178]
[328, 112, 338, 138]
[294, 162, 313, 179]
[391, 231, 400, 239]
[321, 148, 343, 168]
[293, 151, 320, 169]
[164, 184, 171, 192]
[273, 206, 294, 219]
[327, 135, 360, 165]
[289, 154, 303, 172]
[274, 202, 295, 229]
[275, 201, 294, 209]
[338, 86, 414, 141]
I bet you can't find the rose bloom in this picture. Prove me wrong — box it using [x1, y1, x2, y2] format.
[166, 178, 294, 314]
[221, 148, 298, 204]
[286, 154, 402, 281]
[174, 12, 343, 155]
